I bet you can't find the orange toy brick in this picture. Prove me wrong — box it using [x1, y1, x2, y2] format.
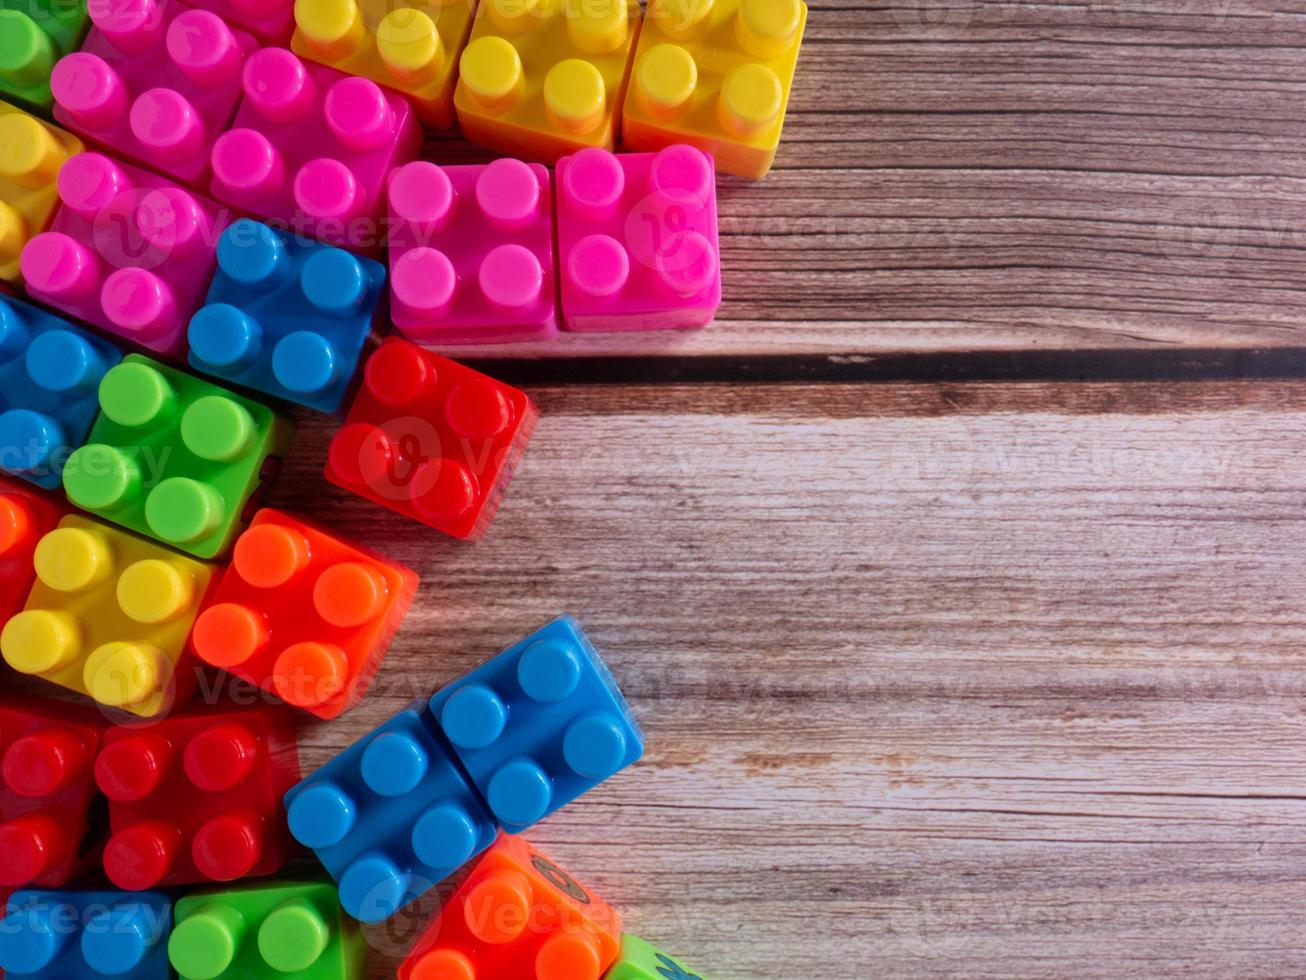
[292, 0, 477, 128]
[0, 101, 82, 284]
[621, 0, 807, 178]
[0, 478, 67, 626]
[190, 508, 418, 719]
[454, 0, 642, 163]
[399, 835, 621, 980]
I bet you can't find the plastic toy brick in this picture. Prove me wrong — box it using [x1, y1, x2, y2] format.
[188, 220, 384, 413]
[188, 0, 295, 45]
[399, 835, 622, 980]
[95, 702, 300, 890]
[621, 0, 806, 178]
[325, 339, 536, 540]
[607, 935, 709, 980]
[0, 514, 216, 717]
[210, 47, 421, 253]
[0, 696, 108, 889]
[0, 888, 172, 978]
[0, 478, 66, 624]
[0, 293, 123, 489]
[293, 0, 476, 129]
[20, 152, 231, 359]
[387, 158, 558, 345]
[51, 0, 258, 187]
[0, 0, 89, 110]
[427, 615, 643, 833]
[0, 102, 83, 284]
[284, 704, 496, 923]
[453, 0, 641, 163]
[556, 145, 720, 332]
[62, 355, 294, 559]
[168, 878, 364, 979]
[191, 508, 418, 719]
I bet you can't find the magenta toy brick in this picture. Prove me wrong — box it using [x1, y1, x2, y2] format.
[210, 47, 421, 254]
[186, 0, 295, 45]
[387, 158, 558, 345]
[556, 145, 722, 332]
[20, 152, 229, 359]
[51, 0, 259, 188]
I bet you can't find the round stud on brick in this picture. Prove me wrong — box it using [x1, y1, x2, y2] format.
[51, 54, 129, 132]
[0, 202, 25, 266]
[3, 729, 84, 798]
[90, 0, 166, 54]
[273, 641, 347, 708]
[315, 561, 387, 627]
[364, 339, 432, 406]
[259, 898, 330, 972]
[0, 409, 64, 475]
[168, 902, 246, 980]
[181, 395, 255, 462]
[486, 759, 552, 826]
[0, 112, 66, 189]
[486, 0, 541, 34]
[63, 444, 143, 511]
[736, 0, 802, 57]
[273, 331, 341, 397]
[84, 640, 168, 709]
[35, 524, 112, 591]
[235, 522, 311, 588]
[718, 62, 783, 138]
[184, 723, 260, 792]
[218, 219, 289, 289]
[439, 684, 507, 749]
[634, 44, 697, 120]
[411, 802, 479, 871]
[445, 380, 512, 440]
[295, 0, 366, 60]
[294, 157, 362, 222]
[476, 158, 540, 230]
[325, 76, 396, 152]
[57, 152, 130, 217]
[561, 147, 623, 219]
[340, 853, 409, 923]
[0, 896, 71, 971]
[167, 9, 244, 87]
[82, 903, 157, 976]
[211, 128, 286, 201]
[0, 10, 55, 90]
[568, 234, 629, 301]
[130, 89, 206, 163]
[189, 305, 264, 371]
[192, 810, 264, 880]
[20, 233, 101, 301]
[27, 329, 110, 395]
[326, 422, 383, 487]
[564, 0, 628, 54]
[102, 268, 178, 338]
[192, 603, 269, 668]
[377, 9, 443, 81]
[136, 186, 206, 256]
[480, 244, 543, 314]
[389, 161, 453, 234]
[392, 248, 456, 324]
[95, 732, 173, 802]
[411, 949, 476, 980]
[648, 0, 714, 40]
[0, 300, 28, 357]
[654, 230, 717, 296]
[104, 820, 182, 890]
[119, 559, 196, 624]
[362, 730, 429, 796]
[563, 711, 630, 778]
[242, 47, 317, 123]
[537, 932, 604, 980]
[302, 247, 368, 315]
[464, 869, 533, 943]
[0, 493, 32, 558]
[518, 639, 583, 701]
[651, 143, 713, 204]
[100, 360, 175, 427]
[459, 36, 524, 113]
[144, 477, 224, 546]
[543, 59, 605, 135]
[412, 459, 478, 525]
[0, 814, 64, 886]
[288, 781, 356, 848]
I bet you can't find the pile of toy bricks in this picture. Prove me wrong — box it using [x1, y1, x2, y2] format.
[0, 0, 808, 972]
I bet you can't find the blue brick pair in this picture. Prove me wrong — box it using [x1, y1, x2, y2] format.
[0, 890, 171, 978]
[284, 616, 644, 923]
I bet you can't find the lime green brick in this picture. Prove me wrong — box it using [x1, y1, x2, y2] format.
[170, 879, 365, 980]
[607, 934, 711, 980]
[0, 0, 90, 109]
[64, 355, 293, 559]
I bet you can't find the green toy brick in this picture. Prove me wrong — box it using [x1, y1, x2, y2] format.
[63, 355, 293, 559]
[169, 879, 365, 980]
[607, 935, 711, 980]
[0, 0, 89, 109]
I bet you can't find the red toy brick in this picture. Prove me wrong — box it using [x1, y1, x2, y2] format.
[94, 702, 301, 891]
[325, 339, 537, 540]
[0, 696, 109, 889]
[189, 508, 418, 720]
[0, 479, 67, 626]
[52, 0, 259, 187]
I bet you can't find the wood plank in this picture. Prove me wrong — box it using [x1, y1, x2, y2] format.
[423, 0, 1306, 360]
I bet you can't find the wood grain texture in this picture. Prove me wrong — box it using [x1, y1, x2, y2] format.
[422, 0, 1306, 361]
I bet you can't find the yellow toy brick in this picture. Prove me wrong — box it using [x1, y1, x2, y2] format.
[0, 515, 215, 718]
[622, 0, 806, 178]
[292, 0, 475, 128]
[454, 0, 642, 163]
[0, 100, 81, 283]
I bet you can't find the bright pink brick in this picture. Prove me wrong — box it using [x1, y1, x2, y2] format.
[20, 152, 230, 359]
[51, 0, 258, 188]
[556, 145, 722, 332]
[186, 0, 295, 45]
[387, 159, 559, 345]
[210, 48, 421, 254]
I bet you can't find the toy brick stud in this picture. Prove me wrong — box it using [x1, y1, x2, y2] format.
[0, 113, 66, 189]
[0, 11, 57, 93]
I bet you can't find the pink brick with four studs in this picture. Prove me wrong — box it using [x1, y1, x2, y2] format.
[20, 152, 230, 359]
[52, 0, 259, 188]
[210, 48, 422, 255]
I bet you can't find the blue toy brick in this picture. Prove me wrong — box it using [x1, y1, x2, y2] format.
[426, 615, 644, 833]
[0, 294, 122, 488]
[283, 706, 498, 924]
[0, 889, 172, 979]
[187, 219, 384, 413]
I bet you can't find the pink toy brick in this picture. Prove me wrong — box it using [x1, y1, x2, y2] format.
[210, 48, 421, 254]
[20, 152, 230, 359]
[51, 0, 258, 188]
[556, 145, 722, 332]
[387, 158, 558, 345]
[186, 0, 296, 45]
